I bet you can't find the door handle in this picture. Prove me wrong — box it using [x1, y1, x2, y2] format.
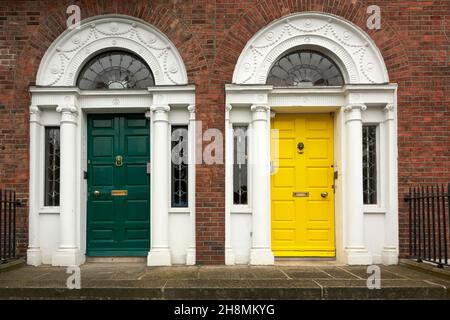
[321, 192, 328, 198]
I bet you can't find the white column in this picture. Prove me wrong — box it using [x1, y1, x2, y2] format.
[27, 105, 42, 266]
[52, 104, 83, 266]
[344, 104, 372, 265]
[147, 105, 171, 266]
[224, 104, 235, 265]
[250, 104, 274, 265]
[382, 103, 399, 265]
[186, 104, 196, 265]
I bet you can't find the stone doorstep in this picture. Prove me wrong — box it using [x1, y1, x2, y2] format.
[0, 278, 448, 300]
[0, 283, 448, 300]
[0, 258, 26, 273]
[400, 259, 450, 279]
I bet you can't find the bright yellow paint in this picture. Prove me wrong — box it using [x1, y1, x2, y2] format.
[271, 114, 335, 257]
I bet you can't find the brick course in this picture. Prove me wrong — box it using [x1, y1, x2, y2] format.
[0, 0, 448, 263]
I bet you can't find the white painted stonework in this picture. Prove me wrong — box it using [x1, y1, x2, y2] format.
[37, 15, 187, 87]
[226, 12, 399, 266]
[28, 15, 195, 267]
[233, 12, 389, 85]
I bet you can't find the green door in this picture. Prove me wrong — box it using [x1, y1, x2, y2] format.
[87, 114, 150, 256]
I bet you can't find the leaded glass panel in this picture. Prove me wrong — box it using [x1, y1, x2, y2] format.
[267, 50, 344, 87]
[171, 126, 188, 207]
[77, 51, 155, 89]
[363, 125, 377, 205]
[233, 126, 248, 205]
[45, 127, 60, 206]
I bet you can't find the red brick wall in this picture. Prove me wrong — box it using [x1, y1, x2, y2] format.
[0, 0, 448, 263]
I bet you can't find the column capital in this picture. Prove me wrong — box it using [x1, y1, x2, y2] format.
[57, 104, 78, 124]
[344, 104, 367, 112]
[145, 110, 151, 119]
[384, 103, 395, 121]
[29, 105, 41, 123]
[56, 104, 78, 114]
[251, 104, 270, 113]
[150, 104, 170, 113]
[188, 104, 196, 114]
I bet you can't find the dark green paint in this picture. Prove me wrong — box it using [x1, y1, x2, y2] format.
[87, 114, 150, 256]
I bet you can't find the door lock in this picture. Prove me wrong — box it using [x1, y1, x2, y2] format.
[115, 155, 123, 167]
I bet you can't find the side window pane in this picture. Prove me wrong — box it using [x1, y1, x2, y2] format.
[233, 126, 248, 205]
[362, 125, 377, 205]
[45, 127, 60, 206]
[171, 125, 188, 207]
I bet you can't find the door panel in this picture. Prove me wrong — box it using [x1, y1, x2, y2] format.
[271, 114, 335, 257]
[87, 114, 150, 256]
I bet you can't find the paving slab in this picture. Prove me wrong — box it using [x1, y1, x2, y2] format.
[0, 262, 449, 300]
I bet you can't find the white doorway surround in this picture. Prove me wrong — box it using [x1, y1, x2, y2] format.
[27, 15, 196, 267]
[225, 12, 399, 266]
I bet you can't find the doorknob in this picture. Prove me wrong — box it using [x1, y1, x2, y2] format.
[321, 192, 328, 198]
[297, 142, 305, 154]
[93, 190, 100, 197]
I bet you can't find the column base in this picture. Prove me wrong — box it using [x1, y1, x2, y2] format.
[147, 248, 171, 266]
[26, 248, 42, 266]
[186, 247, 196, 265]
[381, 247, 398, 265]
[225, 247, 235, 265]
[250, 248, 274, 265]
[345, 247, 373, 265]
[51, 248, 84, 266]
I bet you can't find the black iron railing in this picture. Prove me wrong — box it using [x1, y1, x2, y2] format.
[405, 184, 449, 268]
[0, 189, 18, 263]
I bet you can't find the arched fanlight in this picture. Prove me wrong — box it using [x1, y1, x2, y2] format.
[77, 51, 155, 89]
[266, 50, 344, 87]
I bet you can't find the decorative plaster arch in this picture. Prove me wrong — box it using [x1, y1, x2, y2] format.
[232, 12, 389, 85]
[36, 15, 188, 86]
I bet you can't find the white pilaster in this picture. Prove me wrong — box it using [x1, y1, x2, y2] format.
[52, 102, 83, 266]
[147, 105, 172, 266]
[186, 104, 196, 265]
[224, 104, 235, 265]
[382, 103, 399, 265]
[27, 105, 42, 266]
[344, 104, 372, 265]
[249, 104, 274, 265]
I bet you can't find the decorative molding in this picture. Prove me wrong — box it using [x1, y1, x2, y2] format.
[29, 105, 41, 123]
[56, 105, 78, 114]
[344, 104, 367, 112]
[233, 12, 389, 85]
[251, 104, 270, 112]
[150, 105, 170, 113]
[187, 104, 196, 114]
[384, 103, 394, 112]
[145, 110, 152, 119]
[37, 16, 188, 87]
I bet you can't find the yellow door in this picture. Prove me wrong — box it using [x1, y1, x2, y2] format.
[271, 113, 335, 257]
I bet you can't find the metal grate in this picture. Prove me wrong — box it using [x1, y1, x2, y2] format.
[0, 190, 19, 263]
[405, 184, 450, 268]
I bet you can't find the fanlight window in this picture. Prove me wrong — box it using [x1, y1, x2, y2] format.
[266, 50, 344, 87]
[77, 51, 155, 89]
